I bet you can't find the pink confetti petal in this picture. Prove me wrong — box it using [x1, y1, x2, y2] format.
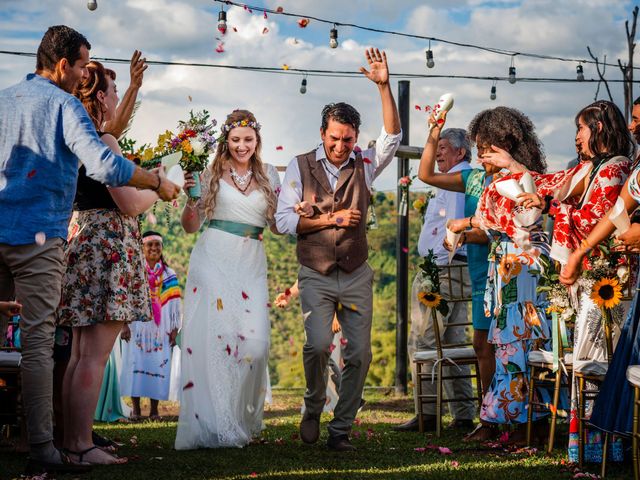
[258, 233, 264, 241]
[27, 169, 36, 179]
[147, 212, 157, 225]
[363, 157, 372, 164]
[424, 105, 432, 112]
[263, 11, 268, 19]
[238, 334, 246, 341]
[187, 348, 192, 354]
[262, 27, 269, 34]
[193, 287, 197, 293]
[414, 105, 421, 111]
[438, 446, 452, 455]
[266, 302, 272, 308]
[451, 460, 460, 468]
[183, 381, 194, 390]
[298, 18, 309, 28]
[233, 27, 238, 32]
[329, 343, 336, 353]
[276, 7, 284, 13]
[402, 247, 408, 253]
[225, 344, 231, 355]
[276, 145, 284, 150]
[288, 336, 295, 346]
[233, 344, 239, 358]
[243, 5, 252, 13]
[339, 337, 348, 346]
[242, 291, 249, 300]
[414, 447, 426, 452]
[215, 43, 225, 53]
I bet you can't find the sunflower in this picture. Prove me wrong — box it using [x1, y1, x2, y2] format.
[498, 254, 522, 283]
[591, 277, 623, 309]
[418, 291, 441, 308]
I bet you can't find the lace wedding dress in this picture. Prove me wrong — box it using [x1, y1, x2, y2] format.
[175, 165, 279, 449]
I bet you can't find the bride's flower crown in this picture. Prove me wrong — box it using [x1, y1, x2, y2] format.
[220, 119, 261, 134]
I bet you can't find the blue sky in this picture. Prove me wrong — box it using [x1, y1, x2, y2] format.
[0, 0, 638, 191]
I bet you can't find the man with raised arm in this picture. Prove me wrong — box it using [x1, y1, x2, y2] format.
[275, 47, 401, 452]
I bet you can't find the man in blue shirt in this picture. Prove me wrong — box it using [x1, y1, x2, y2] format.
[0, 25, 180, 474]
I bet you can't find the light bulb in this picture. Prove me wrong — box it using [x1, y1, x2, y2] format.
[426, 49, 435, 69]
[576, 64, 584, 81]
[300, 78, 307, 94]
[508, 66, 516, 84]
[329, 28, 338, 49]
[87, 0, 97, 11]
[490, 85, 497, 100]
[217, 10, 227, 35]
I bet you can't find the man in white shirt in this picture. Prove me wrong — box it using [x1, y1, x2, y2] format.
[395, 128, 475, 432]
[275, 48, 401, 451]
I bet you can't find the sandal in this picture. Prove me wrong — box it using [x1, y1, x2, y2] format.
[463, 423, 499, 443]
[25, 450, 92, 475]
[92, 431, 120, 452]
[66, 446, 128, 465]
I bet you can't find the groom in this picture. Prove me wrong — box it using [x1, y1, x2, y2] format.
[275, 48, 401, 451]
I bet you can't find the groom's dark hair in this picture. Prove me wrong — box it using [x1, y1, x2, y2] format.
[321, 102, 361, 133]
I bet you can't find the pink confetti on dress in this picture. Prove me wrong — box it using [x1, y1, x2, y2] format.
[35, 232, 46, 246]
[266, 302, 272, 308]
[424, 105, 432, 112]
[233, 345, 239, 358]
[363, 157, 372, 164]
[329, 343, 336, 353]
[242, 291, 249, 300]
[276, 146, 283, 150]
[340, 337, 348, 346]
[183, 381, 194, 390]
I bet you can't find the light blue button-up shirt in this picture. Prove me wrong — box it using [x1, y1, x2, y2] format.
[0, 74, 136, 245]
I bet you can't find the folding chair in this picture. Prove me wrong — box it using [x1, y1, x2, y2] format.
[628, 365, 640, 480]
[413, 263, 483, 437]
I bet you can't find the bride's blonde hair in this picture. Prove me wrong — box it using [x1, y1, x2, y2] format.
[203, 110, 277, 223]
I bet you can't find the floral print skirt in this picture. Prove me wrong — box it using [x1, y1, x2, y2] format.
[481, 234, 553, 425]
[57, 209, 152, 327]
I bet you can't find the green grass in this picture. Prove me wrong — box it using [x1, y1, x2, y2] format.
[0, 390, 632, 479]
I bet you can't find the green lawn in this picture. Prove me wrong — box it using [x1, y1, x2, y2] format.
[1, 389, 632, 479]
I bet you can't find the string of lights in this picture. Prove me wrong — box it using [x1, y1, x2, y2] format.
[1, 49, 636, 101]
[213, 0, 640, 72]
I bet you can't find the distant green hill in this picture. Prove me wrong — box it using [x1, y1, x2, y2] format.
[141, 190, 426, 387]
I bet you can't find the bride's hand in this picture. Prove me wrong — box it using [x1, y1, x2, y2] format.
[294, 201, 315, 218]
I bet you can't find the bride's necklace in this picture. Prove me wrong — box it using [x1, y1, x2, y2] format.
[230, 166, 253, 187]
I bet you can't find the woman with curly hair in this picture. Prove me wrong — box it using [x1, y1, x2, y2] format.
[446, 106, 553, 443]
[175, 109, 281, 449]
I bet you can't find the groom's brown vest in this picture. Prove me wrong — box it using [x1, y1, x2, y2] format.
[295, 150, 370, 275]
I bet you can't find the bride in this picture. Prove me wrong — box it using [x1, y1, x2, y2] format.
[175, 110, 281, 449]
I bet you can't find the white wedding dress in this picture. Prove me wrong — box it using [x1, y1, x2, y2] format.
[175, 166, 280, 449]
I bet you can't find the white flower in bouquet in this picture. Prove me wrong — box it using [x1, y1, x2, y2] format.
[191, 139, 206, 156]
[617, 265, 629, 285]
[560, 307, 575, 322]
[416, 272, 434, 293]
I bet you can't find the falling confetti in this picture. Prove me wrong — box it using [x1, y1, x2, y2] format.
[215, 42, 225, 53]
[298, 18, 309, 28]
[188, 95, 192, 102]
[438, 446, 453, 455]
[258, 233, 264, 241]
[147, 212, 157, 225]
[262, 27, 269, 34]
[233, 344, 239, 358]
[243, 5, 252, 13]
[35, 232, 46, 246]
[329, 343, 336, 353]
[276, 6, 284, 12]
[193, 287, 197, 293]
[183, 381, 194, 390]
[350, 304, 358, 311]
[263, 11, 268, 19]
[276, 145, 284, 150]
[363, 157, 372, 164]
[242, 291, 249, 300]
[225, 344, 231, 355]
[266, 302, 272, 308]
[217, 298, 223, 310]
[282, 64, 290, 70]
[187, 348, 192, 354]
[340, 337, 348, 346]
[424, 105, 432, 112]
[27, 169, 36, 179]
[402, 247, 408, 253]
[233, 26, 238, 32]
[302, 311, 312, 320]
[414, 105, 421, 110]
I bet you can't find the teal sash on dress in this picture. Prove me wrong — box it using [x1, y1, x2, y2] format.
[208, 219, 264, 240]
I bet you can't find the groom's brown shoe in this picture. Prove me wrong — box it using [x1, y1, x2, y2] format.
[300, 413, 320, 444]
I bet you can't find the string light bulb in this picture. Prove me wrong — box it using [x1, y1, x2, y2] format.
[87, 0, 97, 11]
[490, 84, 497, 100]
[300, 77, 307, 94]
[329, 26, 338, 48]
[576, 64, 584, 81]
[508, 66, 516, 84]
[217, 9, 228, 35]
[425, 40, 435, 68]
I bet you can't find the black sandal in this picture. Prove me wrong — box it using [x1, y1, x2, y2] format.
[66, 445, 128, 465]
[26, 449, 92, 474]
[92, 431, 119, 452]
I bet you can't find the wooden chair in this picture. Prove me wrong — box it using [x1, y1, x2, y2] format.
[413, 263, 483, 437]
[628, 365, 640, 480]
[526, 311, 573, 453]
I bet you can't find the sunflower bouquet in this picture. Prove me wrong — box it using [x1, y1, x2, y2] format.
[533, 255, 576, 323]
[412, 189, 435, 222]
[581, 238, 626, 311]
[416, 250, 449, 316]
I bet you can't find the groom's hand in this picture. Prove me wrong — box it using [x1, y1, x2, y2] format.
[330, 209, 361, 227]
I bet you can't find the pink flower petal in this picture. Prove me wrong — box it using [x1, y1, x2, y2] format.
[27, 169, 36, 178]
[242, 291, 249, 300]
[183, 381, 194, 390]
[276, 146, 284, 150]
[438, 446, 452, 455]
[262, 27, 269, 34]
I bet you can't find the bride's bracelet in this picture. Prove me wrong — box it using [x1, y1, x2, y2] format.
[185, 198, 200, 210]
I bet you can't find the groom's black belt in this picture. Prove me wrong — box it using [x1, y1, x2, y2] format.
[452, 254, 467, 263]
